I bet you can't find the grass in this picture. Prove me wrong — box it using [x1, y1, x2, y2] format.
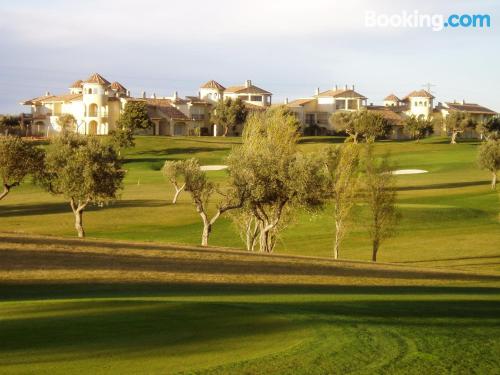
[1, 135, 498, 271]
[0, 233, 499, 374]
[1, 135, 499, 374]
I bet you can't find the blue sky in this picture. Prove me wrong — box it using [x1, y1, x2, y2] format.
[0, 0, 498, 113]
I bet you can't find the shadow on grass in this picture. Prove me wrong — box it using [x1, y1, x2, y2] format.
[0, 199, 167, 218]
[299, 137, 346, 144]
[1, 282, 499, 301]
[397, 180, 491, 191]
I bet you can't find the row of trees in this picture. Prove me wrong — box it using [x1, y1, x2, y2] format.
[163, 108, 400, 261]
[330, 109, 500, 144]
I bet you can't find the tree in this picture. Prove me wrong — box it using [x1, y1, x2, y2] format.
[57, 114, 77, 132]
[227, 107, 330, 253]
[0, 115, 21, 136]
[444, 112, 476, 144]
[325, 144, 360, 259]
[180, 158, 245, 246]
[43, 133, 125, 237]
[0, 136, 44, 201]
[330, 111, 359, 142]
[162, 160, 186, 203]
[477, 139, 500, 189]
[477, 117, 500, 140]
[210, 98, 248, 137]
[363, 146, 399, 262]
[403, 115, 434, 141]
[330, 110, 390, 143]
[108, 127, 135, 154]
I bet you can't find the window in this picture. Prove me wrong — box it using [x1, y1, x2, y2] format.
[335, 100, 346, 110]
[238, 95, 250, 101]
[250, 95, 262, 102]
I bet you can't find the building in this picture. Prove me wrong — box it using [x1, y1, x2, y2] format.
[285, 85, 368, 134]
[21, 73, 200, 137]
[438, 100, 497, 138]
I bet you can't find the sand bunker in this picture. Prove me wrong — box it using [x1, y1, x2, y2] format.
[200, 165, 228, 171]
[392, 169, 428, 175]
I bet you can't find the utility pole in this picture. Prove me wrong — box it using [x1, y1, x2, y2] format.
[422, 82, 436, 94]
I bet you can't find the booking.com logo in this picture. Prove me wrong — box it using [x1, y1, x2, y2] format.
[365, 10, 491, 31]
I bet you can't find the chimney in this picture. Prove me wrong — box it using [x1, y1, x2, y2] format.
[245, 80, 252, 88]
[351, 84, 355, 90]
[344, 84, 348, 90]
[142, 91, 146, 99]
[151, 93, 156, 99]
[315, 88, 320, 96]
[334, 84, 338, 91]
[126, 90, 131, 97]
[45, 91, 50, 96]
[461, 99, 465, 105]
[284, 97, 289, 104]
[174, 91, 178, 99]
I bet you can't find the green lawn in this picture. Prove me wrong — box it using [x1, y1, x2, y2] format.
[1, 132, 499, 375]
[1, 135, 498, 272]
[0, 233, 499, 375]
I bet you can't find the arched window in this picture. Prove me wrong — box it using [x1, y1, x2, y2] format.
[89, 103, 98, 117]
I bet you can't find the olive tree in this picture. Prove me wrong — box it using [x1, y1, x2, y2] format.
[0, 136, 44, 201]
[228, 107, 330, 253]
[325, 143, 360, 259]
[179, 158, 245, 246]
[162, 160, 186, 203]
[363, 146, 399, 262]
[478, 139, 500, 189]
[330, 111, 390, 143]
[112, 101, 152, 151]
[211, 97, 248, 137]
[403, 115, 434, 141]
[43, 133, 125, 237]
[444, 112, 476, 144]
[477, 117, 500, 140]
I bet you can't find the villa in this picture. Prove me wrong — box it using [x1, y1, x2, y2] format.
[20, 75, 496, 139]
[21, 74, 272, 137]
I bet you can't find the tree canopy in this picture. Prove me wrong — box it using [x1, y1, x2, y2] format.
[443, 112, 476, 144]
[0, 136, 44, 201]
[477, 139, 500, 189]
[330, 110, 391, 143]
[403, 115, 434, 141]
[43, 133, 125, 237]
[210, 97, 248, 136]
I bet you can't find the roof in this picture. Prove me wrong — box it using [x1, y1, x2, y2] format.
[84, 73, 111, 86]
[22, 93, 83, 105]
[70, 79, 83, 88]
[367, 106, 405, 126]
[404, 90, 435, 99]
[21, 94, 55, 105]
[200, 80, 226, 90]
[137, 98, 189, 120]
[445, 102, 497, 115]
[286, 98, 315, 107]
[186, 96, 211, 105]
[110, 81, 127, 92]
[316, 89, 367, 99]
[384, 94, 400, 101]
[225, 84, 271, 95]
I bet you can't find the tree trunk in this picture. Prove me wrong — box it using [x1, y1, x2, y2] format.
[451, 131, 458, 144]
[0, 184, 10, 201]
[223, 125, 229, 137]
[492, 172, 497, 190]
[372, 239, 379, 262]
[74, 209, 85, 238]
[201, 221, 211, 246]
[70, 198, 89, 238]
[333, 219, 342, 260]
[172, 183, 185, 204]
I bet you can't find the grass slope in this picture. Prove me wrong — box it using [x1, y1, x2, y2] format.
[0, 234, 499, 374]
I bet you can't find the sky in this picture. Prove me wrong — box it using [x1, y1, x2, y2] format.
[0, 0, 499, 113]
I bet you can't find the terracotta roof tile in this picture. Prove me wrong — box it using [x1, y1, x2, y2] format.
[225, 84, 271, 95]
[84, 73, 111, 86]
[384, 94, 400, 101]
[70, 79, 83, 88]
[200, 80, 226, 90]
[317, 89, 367, 99]
[404, 90, 435, 99]
[445, 102, 497, 115]
[110, 81, 127, 92]
[286, 98, 315, 107]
